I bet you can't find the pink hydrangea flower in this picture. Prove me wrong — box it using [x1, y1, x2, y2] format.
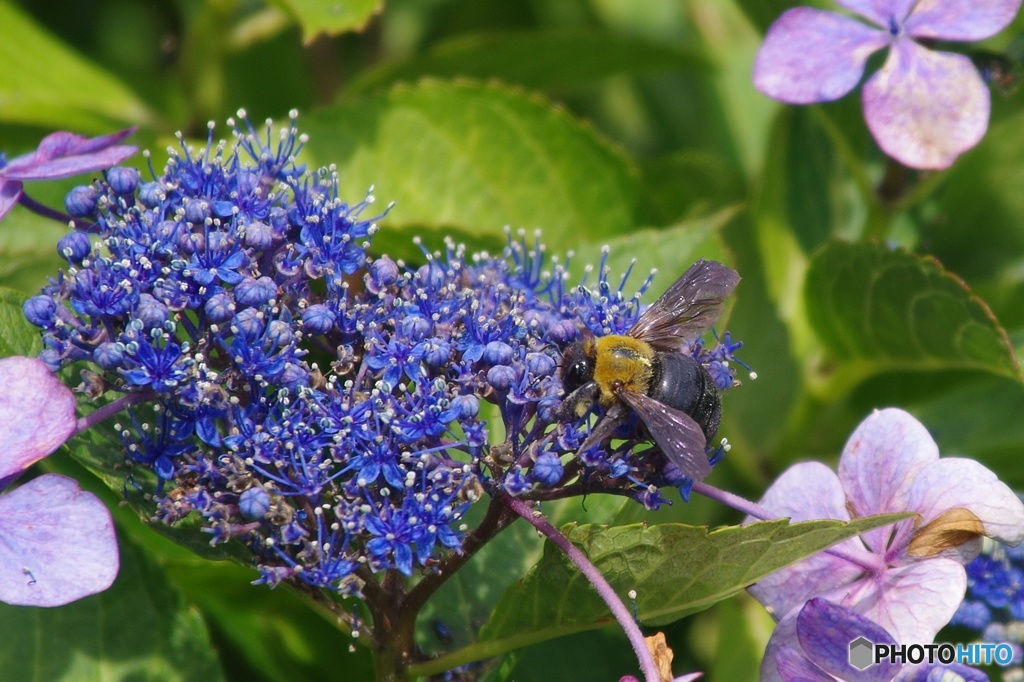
[748, 408, 1024, 681]
[0, 356, 119, 606]
[753, 1, 1023, 169]
[0, 128, 136, 221]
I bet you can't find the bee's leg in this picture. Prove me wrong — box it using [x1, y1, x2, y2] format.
[558, 380, 602, 421]
[575, 402, 630, 460]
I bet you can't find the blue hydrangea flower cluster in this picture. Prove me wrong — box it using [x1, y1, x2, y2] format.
[950, 538, 1024, 672]
[23, 112, 744, 592]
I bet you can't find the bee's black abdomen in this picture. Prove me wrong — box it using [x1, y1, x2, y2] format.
[651, 352, 721, 443]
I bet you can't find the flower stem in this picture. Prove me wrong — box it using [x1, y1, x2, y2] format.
[17, 192, 74, 224]
[499, 494, 662, 682]
[692, 481, 887, 574]
[74, 390, 154, 435]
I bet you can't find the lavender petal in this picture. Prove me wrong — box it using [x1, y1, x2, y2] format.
[0, 474, 118, 606]
[905, 0, 1022, 41]
[862, 38, 990, 169]
[0, 356, 77, 481]
[754, 7, 889, 104]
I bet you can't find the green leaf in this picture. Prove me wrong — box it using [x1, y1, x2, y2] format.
[569, 207, 739, 289]
[348, 29, 710, 94]
[478, 514, 907, 653]
[0, 1, 156, 130]
[914, 375, 1024, 490]
[301, 80, 642, 254]
[734, 0, 826, 34]
[0, 287, 40, 357]
[0, 534, 223, 681]
[0, 209, 67, 294]
[710, 596, 769, 682]
[805, 241, 1020, 381]
[165, 559, 375, 682]
[273, 0, 381, 40]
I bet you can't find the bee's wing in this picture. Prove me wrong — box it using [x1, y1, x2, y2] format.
[575, 402, 630, 458]
[617, 390, 711, 482]
[629, 259, 740, 351]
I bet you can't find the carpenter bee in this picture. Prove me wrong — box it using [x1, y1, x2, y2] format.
[560, 259, 740, 482]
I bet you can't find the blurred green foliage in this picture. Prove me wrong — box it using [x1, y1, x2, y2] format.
[2, 0, 1022, 679]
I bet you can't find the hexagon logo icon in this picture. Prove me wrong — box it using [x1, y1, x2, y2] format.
[849, 636, 874, 670]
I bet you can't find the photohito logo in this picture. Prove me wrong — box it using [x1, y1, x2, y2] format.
[848, 638, 1015, 670]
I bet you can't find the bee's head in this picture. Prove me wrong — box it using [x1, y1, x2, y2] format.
[561, 339, 596, 394]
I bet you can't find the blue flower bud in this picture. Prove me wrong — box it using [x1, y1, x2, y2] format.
[449, 394, 479, 419]
[184, 200, 210, 224]
[154, 220, 187, 248]
[235, 276, 277, 308]
[279, 362, 311, 389]
[532, 453, 563, 486]
[302, 304, 335, 335]
[93, 342, 125, 370]
[23, 295, 57, 327]
[268, 207, 290, 238]
[243, 220, 274, 250]
[107, 166, 141, 194]
[203, 290, 235, 323]
[483, 341, 514, 365]
[401, 314, 431, 341]
[152, 278, 190, 311]
[546, 319, 579, 344]
[232, 308, 265, 340]
[137, 294, 170, 329]
[138, 181, 166, 208]
[64, 186, 98, 217]
[422, 339, 451, 367]
[368, 256, 399, 293]
[537, 396, 560, 423]
[266, 320, 295, 348]
[37, 349, 63, 372]
[239, 486, 271, 520]
[486, 364, 516, 391]
[525, 352, 555, 377]
[503, 467, 531, 496]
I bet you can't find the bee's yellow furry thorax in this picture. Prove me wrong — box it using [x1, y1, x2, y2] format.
[592, 335, 656, 406]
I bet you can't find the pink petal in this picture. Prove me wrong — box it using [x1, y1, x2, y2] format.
[750, 461, 851, 523]
[906, 457, 1024, 549]
[32, 128, 135, 162]
[747, 462, 865, 618]
[0, 179, 23, 222]
[796, 599, 902, 682]
[0, 474, 119, 606]
[2, 128, 137, 181]
[824, 559, 966, 644]
[753, 7, 889, 104]
[775, 645, 834, 682]
[760, 611, 801, 682]
[838, 408, 937, 553]
[749, 549, 866, 623]
[862, 38, 990, 169]
[838, 0, 918, 27]
[905, 0, 1022, 41]
[0, 357, 77, 481]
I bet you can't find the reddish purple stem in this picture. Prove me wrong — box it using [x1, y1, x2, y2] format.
[500, 494, 661, 682]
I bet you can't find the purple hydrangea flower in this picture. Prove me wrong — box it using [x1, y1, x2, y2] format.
[11, 114, 745, 597]
[775, 599, 902, 682]
[748, 408, 1024, 681]
[0, 128, 136, 220]
[753, 0, 1023, 169]
[774, 599, 987, 681]
[0, 356, 119, 606]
